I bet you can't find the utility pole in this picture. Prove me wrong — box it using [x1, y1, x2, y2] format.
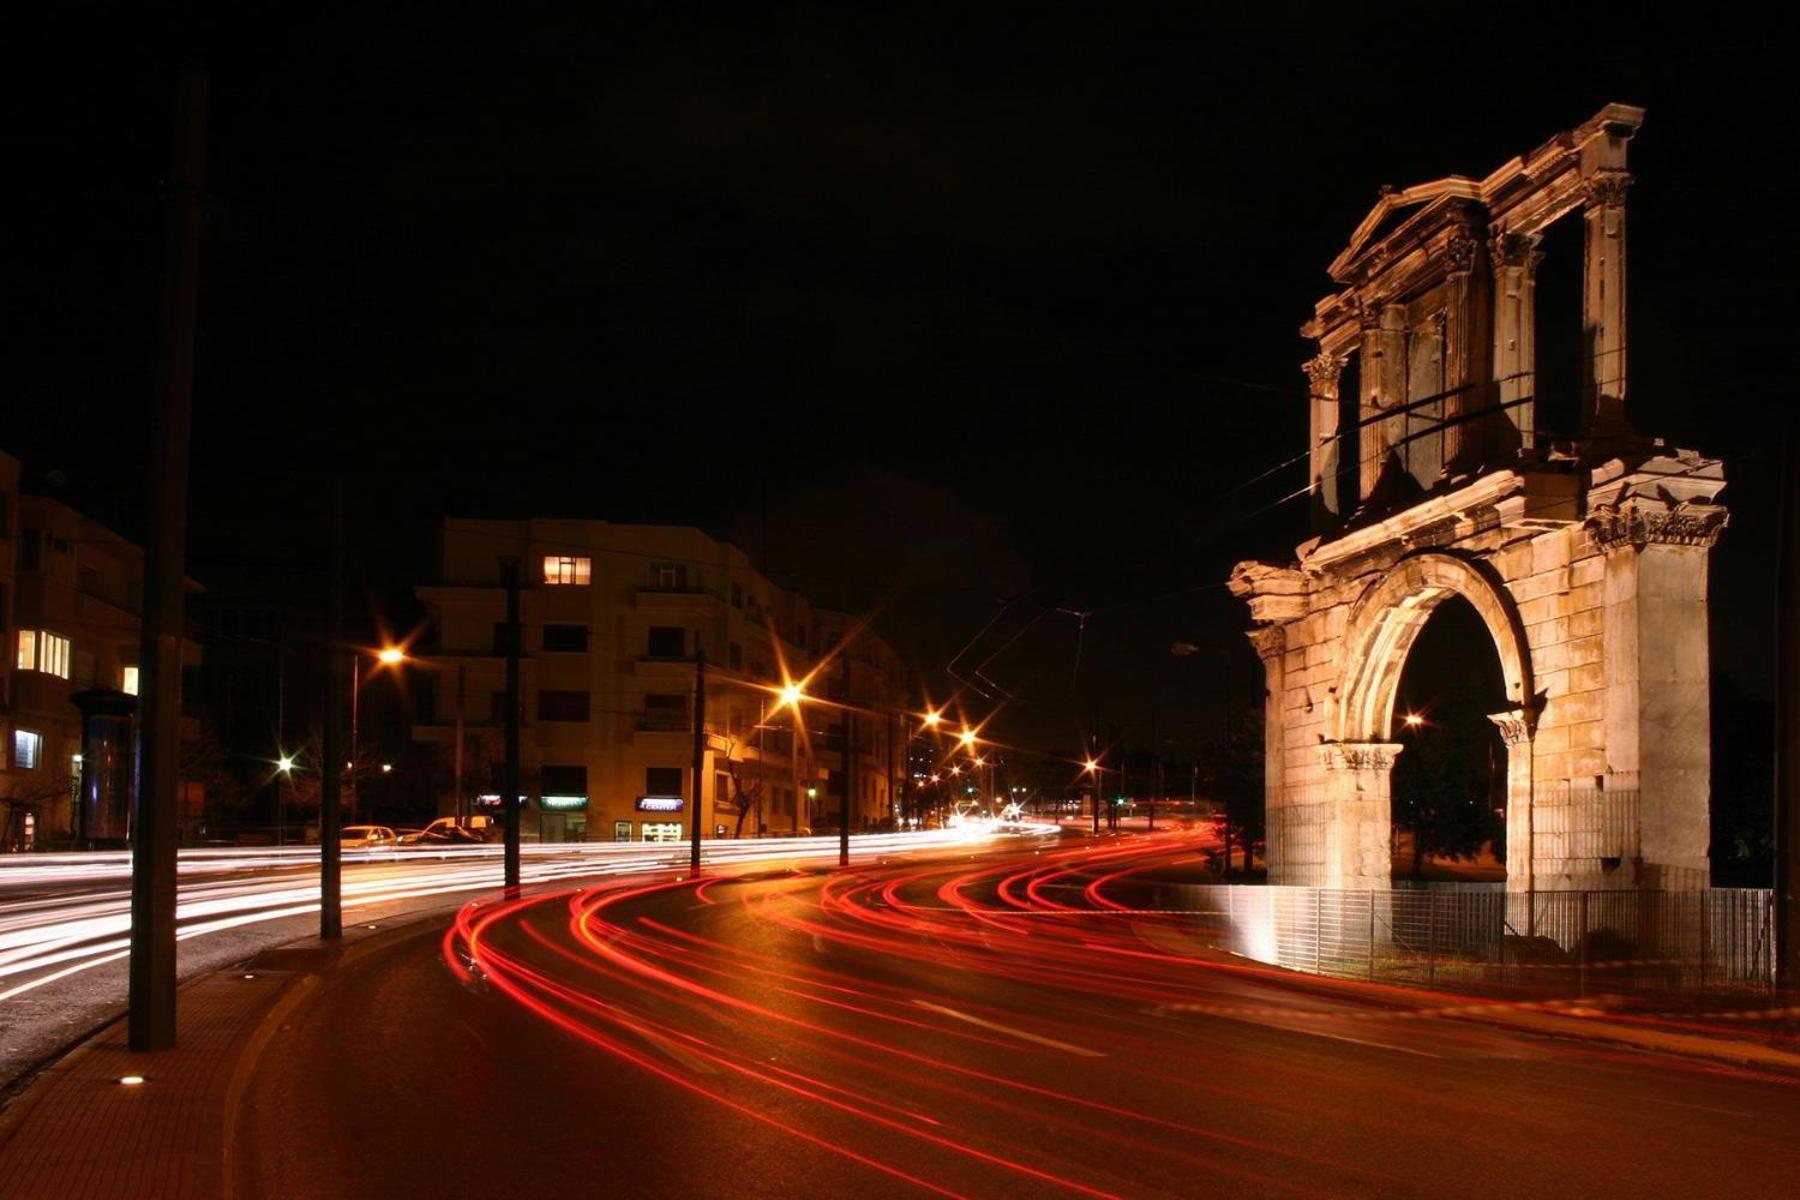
[501, 558, 521, 893]
[348, 657, 359, 824]
[1149, 706, 1159, 833]
[690, 648, 706, 873]
[128, 63, 205, 1054]
[1777, 418, 1799, 987]
[453, 663, 466, 824]
[1091, 700, 1101, 837]
[320, 482, 344, 939]
[839, 652, 852, 868]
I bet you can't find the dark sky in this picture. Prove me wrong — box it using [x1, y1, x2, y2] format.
[10, 7, 1787, 758]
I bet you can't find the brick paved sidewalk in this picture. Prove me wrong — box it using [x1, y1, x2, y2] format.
[0, 925, 417, 1199]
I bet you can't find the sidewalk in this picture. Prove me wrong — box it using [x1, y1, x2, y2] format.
[0, 922, 422, 1200]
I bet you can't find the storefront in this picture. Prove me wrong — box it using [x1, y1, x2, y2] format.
[636, 794, 684, 842]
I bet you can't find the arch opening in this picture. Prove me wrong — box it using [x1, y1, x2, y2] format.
[1389, 595, 1509, 881]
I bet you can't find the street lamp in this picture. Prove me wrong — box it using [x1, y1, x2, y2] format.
[274, 754, 296, 847]
[1083, 757, 1102, 835]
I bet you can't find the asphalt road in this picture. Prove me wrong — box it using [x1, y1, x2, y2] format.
[0, 830, 998, 1089]
[238, 834, 1800, 1199]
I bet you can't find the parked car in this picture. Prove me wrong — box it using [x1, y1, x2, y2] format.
[339, 825, 400, 850]
[399, 816, 496, 846]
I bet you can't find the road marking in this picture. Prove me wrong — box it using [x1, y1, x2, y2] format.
[910, 1000, 1106, 1057]
[615, 1018, 720, 1074]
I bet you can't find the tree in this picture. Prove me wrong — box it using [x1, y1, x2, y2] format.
[1390, 696, 1503, 877]
[715, 735, 765, 838]
[1202, 706, 1265, 875]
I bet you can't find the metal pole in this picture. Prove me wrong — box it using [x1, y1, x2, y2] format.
[453, 663, 466, 825]
[839, 652, 852, 869]
[320, 482, 344, 939]
[128, 62, 205, 1054]
[348, 657, 359, 824]
[501, 558, 521, 893]
[690, 649, 706, 873]
[1777, 417, 1800, 988]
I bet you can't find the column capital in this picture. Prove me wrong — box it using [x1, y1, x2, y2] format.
[1322, 741, 1403, 772]
[1583, 170, 1633, 209]
[1443, 229, 1480, 276]
[1486, 708, 1536, 746]
[1585, 499, 1729, 552]
[1490, 231, 1543, 271]
[1303, 353, 1342, 391]
[1246, 625, 1287, 661]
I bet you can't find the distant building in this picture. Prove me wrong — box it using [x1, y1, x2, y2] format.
[412, 518, 913, 843]
[0, 453, 202, 848]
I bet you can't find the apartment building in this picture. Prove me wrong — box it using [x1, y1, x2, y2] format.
[414, 518, 898, 843]
[812, 608, 910, 832]
[0, 461, 201, 848]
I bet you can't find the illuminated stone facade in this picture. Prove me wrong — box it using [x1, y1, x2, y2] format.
[1231, 106, 1726, 892]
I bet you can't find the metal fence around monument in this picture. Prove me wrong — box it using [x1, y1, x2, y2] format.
[1164, 884, 1774, 995]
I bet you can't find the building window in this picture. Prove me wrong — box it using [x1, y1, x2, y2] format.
[542, 624, 589, 653]
[728, 642, 743, 671]
[16, 629, 70, 678]
[645, 766, 684, 796]
[537, 690, 590, 722]
[13, 729, 42, 771]
[19, 531, 41, 572]
[646, 626, 685, 659]
[650, 562, 686, 590]
[122, 666, 140, 695]
[540, 764, 588, 796]
[730, 581, 744, 609]
[642, 693, 688, 731]
[489, 692, 511, 724]
[543, 555, 591, 586]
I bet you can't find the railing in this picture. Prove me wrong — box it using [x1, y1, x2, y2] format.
[1166, 884, 1775, 996]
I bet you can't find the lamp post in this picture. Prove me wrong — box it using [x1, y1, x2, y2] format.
[1084, 757, 1102, 835]
[276, 755, 294, 846]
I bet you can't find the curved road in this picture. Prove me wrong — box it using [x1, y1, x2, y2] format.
[0, 830, 999, 1086]
[240, 834, 1800, 1199]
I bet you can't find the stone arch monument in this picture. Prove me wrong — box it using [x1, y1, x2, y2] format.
[1231, 105, 1727, 893]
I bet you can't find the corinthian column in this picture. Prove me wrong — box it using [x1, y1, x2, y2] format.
[1490, 232, 1541, 454]
[1583, 171, 1632, 438]
[1305, 353, 1344, 529]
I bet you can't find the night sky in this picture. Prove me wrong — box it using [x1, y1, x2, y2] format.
[10, 8, 1787, 761]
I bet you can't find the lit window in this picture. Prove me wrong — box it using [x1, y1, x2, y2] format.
[542, 555, 591, 586]
[13, 730, 42, 771]
[15, 630, 70, 678]
[122, 666, 140, 696]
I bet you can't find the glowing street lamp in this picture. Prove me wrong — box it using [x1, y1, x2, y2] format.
[277, 755, 295, 773]
[777, 682, 805, 709]
[377, 646, 406, 666]
[1403, 713, 1425, 729]
[958, 728, 977, 749]
[922, 709, 942, 728]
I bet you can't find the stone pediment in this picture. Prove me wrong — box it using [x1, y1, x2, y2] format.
[1328, 179, 1481, 283]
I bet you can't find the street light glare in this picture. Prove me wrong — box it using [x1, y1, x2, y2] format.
[1083, 758, 1098, 773]
[277, 756, 295, 773]
[377, 646, 406, 666]
[922, 710, 942, 727]
[778, 682, 804, 708]
[958, 728, 977, 748]
[1404, 713, 1424, 728]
